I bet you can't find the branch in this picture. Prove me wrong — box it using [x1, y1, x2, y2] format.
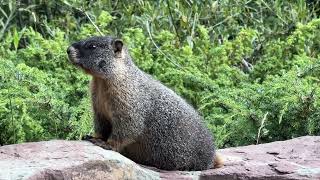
[166, 0, 181, 43]
[241, 58, 254, 73]
[145, 20, 181, 69]
[0, 5, 16, 41]
[84, 11, 104, 36]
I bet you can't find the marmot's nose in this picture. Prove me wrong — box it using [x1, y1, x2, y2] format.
[67, 46, 72, 54]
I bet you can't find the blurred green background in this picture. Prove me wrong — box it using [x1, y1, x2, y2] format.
[0, 0, 319, 148]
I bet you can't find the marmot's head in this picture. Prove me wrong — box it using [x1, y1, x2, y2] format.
[67, 36, 124, 77]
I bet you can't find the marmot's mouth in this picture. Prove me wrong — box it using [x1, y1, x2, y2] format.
[77, 63, 92, 74]
[70, 60, 92, 74]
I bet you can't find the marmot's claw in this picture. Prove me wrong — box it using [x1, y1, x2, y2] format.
[96, 143, 113, 150]
[81, 134, 94, 141]
[88, 138, 112, 150]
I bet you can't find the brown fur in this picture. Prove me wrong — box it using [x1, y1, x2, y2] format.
[91, 77, 113, 121]
[214, 153, 224, 168]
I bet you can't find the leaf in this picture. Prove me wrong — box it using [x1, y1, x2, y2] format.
[13, 28, 19, 50]
[0, 7, 8, 18]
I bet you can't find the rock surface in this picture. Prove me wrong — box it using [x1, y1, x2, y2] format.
[0, 136, 319, 180]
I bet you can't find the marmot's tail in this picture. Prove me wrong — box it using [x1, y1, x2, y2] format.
[213, 153, 224, 168]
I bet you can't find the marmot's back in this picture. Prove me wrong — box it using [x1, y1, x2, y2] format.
[120, 72, 215, 170]
[67, 36, 219, 171]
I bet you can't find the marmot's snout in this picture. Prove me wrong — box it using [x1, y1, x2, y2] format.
[66, 46, 72, 54]
[67, 45, 79, 64]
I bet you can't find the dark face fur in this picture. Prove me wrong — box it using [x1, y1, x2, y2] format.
[67, 36, 123, 77]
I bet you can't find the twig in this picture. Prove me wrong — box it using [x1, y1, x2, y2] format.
[9, 94, 15, 143]
[212, 13, 239, 29]
[191, 12, 198, 38]
[241, 58, 254, 73]
[61, 2, 103, 36]
[83, 11, 104, 36]
[0, 6, 15, 41]
[166, 0, 181, 43]
[145, 20, 181, 69]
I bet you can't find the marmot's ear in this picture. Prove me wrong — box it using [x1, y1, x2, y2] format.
[112, 39, 123, 54]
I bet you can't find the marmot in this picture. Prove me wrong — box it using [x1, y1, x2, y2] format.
[67, 36, 223, 171]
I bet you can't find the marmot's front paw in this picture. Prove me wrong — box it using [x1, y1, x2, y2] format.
[82, 135, 112, 150]
[81, 134, 94, 141]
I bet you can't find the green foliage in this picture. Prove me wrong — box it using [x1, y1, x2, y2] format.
[0, 0, 319, 147]
[0, 26, 92, 144]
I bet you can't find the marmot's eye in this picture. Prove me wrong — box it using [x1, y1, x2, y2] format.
[87, 44, 97, 49]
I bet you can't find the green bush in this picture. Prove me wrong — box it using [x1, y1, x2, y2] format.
[0, 0, 319, 147]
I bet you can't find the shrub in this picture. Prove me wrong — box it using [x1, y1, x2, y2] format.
[0, 0, 319, 147]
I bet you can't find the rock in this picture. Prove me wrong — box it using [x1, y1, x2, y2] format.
[0, 136, 319, 180]
[200, 136, 320, 180]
